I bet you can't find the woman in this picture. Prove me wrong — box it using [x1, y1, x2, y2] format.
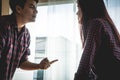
[74, 0, 120, 80]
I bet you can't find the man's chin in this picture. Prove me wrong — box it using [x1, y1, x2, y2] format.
[30, 19, 36, 22]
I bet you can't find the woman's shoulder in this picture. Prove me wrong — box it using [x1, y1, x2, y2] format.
[88, 18, 107, 25]
[87, 18, 105, 29]
[88, 18, 110, 30]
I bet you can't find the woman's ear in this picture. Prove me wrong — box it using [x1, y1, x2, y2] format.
[16, 5, 22, 14]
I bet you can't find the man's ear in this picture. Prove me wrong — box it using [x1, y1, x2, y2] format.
[16, 5, 22, 14]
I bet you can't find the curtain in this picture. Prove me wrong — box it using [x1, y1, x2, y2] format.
[26, 1, 82, 80]
[104, 0, 120, 32]
[35, 2, 81, 80]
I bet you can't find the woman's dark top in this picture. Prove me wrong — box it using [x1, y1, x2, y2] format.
[74, 18, 120, 80]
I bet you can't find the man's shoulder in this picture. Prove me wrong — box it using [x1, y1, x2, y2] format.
[0, 15, 14, 31]
[0, 15, 12, 23]
[0, 15, 15, 29]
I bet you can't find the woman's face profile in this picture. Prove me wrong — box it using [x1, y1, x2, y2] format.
[76, 5, 82, 24]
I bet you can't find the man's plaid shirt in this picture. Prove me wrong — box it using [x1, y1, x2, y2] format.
[0, 14, 30, 80]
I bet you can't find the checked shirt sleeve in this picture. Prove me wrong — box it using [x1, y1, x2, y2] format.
[18, 28, 31, 67]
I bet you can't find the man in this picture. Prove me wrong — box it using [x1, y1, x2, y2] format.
[0, 0, 58, 80]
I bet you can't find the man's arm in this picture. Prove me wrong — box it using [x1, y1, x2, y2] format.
[20, 57, 58, 70]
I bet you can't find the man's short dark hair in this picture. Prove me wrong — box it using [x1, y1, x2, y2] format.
[9, 0, 38, 13]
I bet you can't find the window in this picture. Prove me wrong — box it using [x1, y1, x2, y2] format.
[104, 0, 120, 32]
[13, 2, 81, 80]
[28, 3, 81, 80]
[33, 37, 46, 80]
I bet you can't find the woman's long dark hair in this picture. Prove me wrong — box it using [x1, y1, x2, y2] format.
[77, 0, 120, 47]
